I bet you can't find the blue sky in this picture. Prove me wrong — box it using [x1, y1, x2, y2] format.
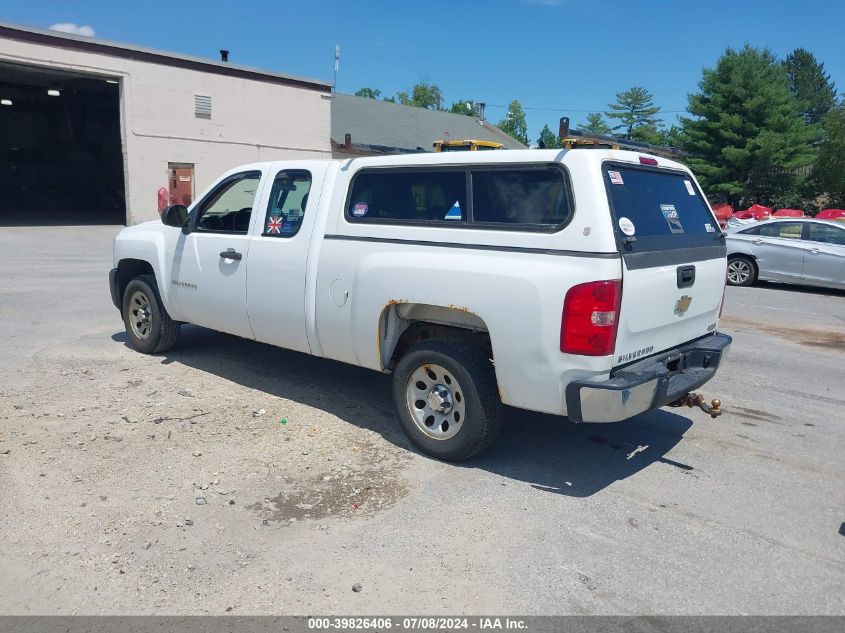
[2, 0, 843, 140]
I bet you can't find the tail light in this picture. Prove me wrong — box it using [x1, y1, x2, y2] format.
[561, 280, 622, 356]
[639, 156, 659, 166]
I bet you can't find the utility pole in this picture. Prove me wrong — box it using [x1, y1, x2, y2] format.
[333, 45, 340, 94]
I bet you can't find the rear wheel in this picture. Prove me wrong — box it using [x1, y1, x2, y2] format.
[392, 339, 503, 461]
[727, 256, 756, 286]
[122, 274, 180, 354]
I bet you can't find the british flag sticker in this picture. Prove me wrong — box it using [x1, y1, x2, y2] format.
[267, 215, 283, 234]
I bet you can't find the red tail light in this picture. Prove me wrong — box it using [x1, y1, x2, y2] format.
[639, 156, 658, 166]
[561, 280, 622, 356]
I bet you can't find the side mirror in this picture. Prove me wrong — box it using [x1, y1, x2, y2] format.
[161, 204, 188, 228]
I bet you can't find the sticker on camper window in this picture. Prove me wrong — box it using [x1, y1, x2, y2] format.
[352, 202, 368, 217]
[618, 217, 636, 236]
[285, 208, 303, 219]
[266, 215, 283, 234]
[683, 179, 696, 196]
[704, 223, 716, 233]
[608, 170, 624, 185]
[444, 201, 462, 220]
[661, 204, 684, 233]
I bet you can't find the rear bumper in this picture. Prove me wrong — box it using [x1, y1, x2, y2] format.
[565, 332, 732, 423]
[109, 268, 121, 311]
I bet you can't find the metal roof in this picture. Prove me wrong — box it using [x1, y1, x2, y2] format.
[331, 93, 527, 153]
[0, 21, 331, 92]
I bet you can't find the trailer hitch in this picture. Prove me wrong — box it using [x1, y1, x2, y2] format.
[670, 392, 722, 418]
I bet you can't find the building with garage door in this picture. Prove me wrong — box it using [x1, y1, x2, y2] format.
[0, 22, 331, 225]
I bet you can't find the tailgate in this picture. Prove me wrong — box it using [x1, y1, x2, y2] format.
[603, 162, 727, 365]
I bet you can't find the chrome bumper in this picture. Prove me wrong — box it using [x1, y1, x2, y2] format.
[565, 333, 732, 423]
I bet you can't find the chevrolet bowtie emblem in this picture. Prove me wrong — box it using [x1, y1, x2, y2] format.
[674, 295, 693, 316]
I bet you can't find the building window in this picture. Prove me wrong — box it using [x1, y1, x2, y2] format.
[195, 95, 212, 119]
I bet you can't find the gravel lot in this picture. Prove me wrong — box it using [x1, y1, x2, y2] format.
[1, 225, 843, 615]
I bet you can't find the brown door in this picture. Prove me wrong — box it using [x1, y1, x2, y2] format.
[168, 164, 194, 207]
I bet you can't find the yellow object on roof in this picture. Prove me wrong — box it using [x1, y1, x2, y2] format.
[433, 139, 504, 152]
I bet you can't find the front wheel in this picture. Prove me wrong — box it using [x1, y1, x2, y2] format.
[122, 274, 180, 354]
[392, 339, 503, 461]
[727, 256, 757, 286]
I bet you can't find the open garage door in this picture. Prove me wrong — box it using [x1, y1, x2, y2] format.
[0, 63, 125, 225]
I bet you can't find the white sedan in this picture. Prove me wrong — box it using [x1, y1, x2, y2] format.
[726, 218, 845, 289]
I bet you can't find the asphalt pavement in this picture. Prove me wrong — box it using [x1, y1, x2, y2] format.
[0, 225, 843, 615]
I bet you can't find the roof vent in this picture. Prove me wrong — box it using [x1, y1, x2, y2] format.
[194, 95, 211, 119]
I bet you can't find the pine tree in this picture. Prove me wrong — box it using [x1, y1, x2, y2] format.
[682, 45, 816, 206]
[580, 113, 611, 135]
[607, 87, 661, 138]
[537, 124, 562, 149]
[783, 48, 837, 125]
[815, 104, 845, 206]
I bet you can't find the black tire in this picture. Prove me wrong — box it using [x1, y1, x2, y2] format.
[726, 255, 757, 287]
[122, 274, 180, 354]
[392, 339, 503, 461]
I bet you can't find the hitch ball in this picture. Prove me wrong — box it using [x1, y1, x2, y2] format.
[671, 393, 722, 418]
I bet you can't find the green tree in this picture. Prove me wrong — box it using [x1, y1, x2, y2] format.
[580, 112, 611, 135]
[497, 100, 530, 145]
[658, 124, 684, 148]
[395, 81, 442, 109]
[449, 100, 478, 117]
[607, 87, 661, 138]
[354, 87, 381, 99]
[682, 45, 816, 206]
[537, 124, 562, 149]
[630, 124, 664, 145]
[783, 48, 837, 124]
[814, 104, 845, 206]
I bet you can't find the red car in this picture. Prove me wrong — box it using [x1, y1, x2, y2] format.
[773, 208, 805, 217]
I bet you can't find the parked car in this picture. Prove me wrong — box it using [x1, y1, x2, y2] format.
[109, 150, 731, 460]
[726, 218, 845, 289]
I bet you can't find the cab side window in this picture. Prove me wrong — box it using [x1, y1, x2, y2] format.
[347, 170, 467, 223]
[263, 170, 312, 237]
[195, 171, 261, 234]
[472, 167, 569, 226]
[808, 223, 845, 246]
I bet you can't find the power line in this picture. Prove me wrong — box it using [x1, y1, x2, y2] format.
[484, 103, 690, 114]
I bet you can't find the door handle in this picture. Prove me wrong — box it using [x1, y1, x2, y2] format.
[219, 250, 242, 261]
[676, 264, 696, 288]
[751, 239, 763, 245]
[808, 248, 821, 254]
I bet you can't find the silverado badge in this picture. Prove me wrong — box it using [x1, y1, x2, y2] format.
[674, 295, 693, 316]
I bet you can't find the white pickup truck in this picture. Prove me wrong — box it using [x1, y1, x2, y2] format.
[110, 149, 731, 460]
